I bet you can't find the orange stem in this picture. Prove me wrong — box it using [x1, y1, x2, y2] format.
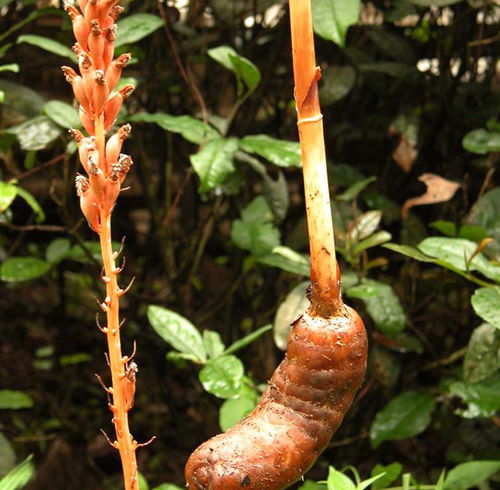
[289, 0, 340, 315]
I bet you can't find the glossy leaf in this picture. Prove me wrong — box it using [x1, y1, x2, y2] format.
[17, 34, 75, 61]
[147, 305, 206, 363]
[336, 176, 377, 202]
[203, 330, 225, 359]
[115, 14, 163, 47]
[0, 64, 19, 73]
[219, 381, 259, 431]
[0, 455, 35, 490]
[444, 460, 500, 490]
[464, 323, 500, 383]
[239, 135, 301, 168]
[208, 46, 261, 94]
[190, 138, 238, 193]
[262, 171, 289, 223]
[348, 210, 382, 243]
[447, 377, 500, 418]
[44, 101, 80, 129]
[0, 182, 17, 213]
[0, 258, 50, 282]
[352, 231, 392, 255]
[273, 281, 310, 350]
[471, 287, 500, 329]
[311, 0, 361, 47]
[371, 462, 403, 490]
[383, 243, 436, 263]
[347, 280, 406, 334]
[45, 238, 71, 264]
[14, 187, 45, 223]
[326, 466, 355, 490]
[370, 391, 435, 448]
[463, 129, 500, 155]
[0, 390, 34, 410]
[224, 324, 272, 356]
[7, 116, 61, 151]
[0, 80, 45, 118]
[199, 355, 244, 399]
[129, 112, 219, 144]
[257, 246, 310, 277]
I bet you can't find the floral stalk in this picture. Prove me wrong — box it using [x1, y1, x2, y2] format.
[63, 1, 143, 488]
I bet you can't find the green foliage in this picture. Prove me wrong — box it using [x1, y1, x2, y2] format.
[312, 0, 361, 46]
[0, 455, 34, 490]
[0, 391, 33, 410]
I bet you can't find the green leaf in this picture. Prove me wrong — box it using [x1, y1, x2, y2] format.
[320, 66, 356, 105]
[0, 390, 33, 410]
[0, 64, 19, 73]
[199, 355, 244, 399]
[203, 330, 225, 359]
[347, 279, 406, 334]
[7, 116, 61, 151]
[17, 34, 76, 61]
[147, 305, 206, 363]
[44, 101, 80, 129]
[312, 0, 361, 47]
[0, 257, 50, 282]
[464, 323, 500, 383]
[45, 238, 71, 264]
[348, 211, 382, 243]
[418, 237, 500, 282]
[115, 13, 163, 47]
[383, 243, 436, 263]
[224, 324, 272, 356]
[0, 455, 35, 490]
[59, 353, 92, 366]
[137, 473, 149, 490]
[444, 460, 500, 490]
[152, 485, 184, 490]
[14, 187, 45, 223]
[471, 287, 500, 329]
[326, 466, 356, 490]
[239, 135, 301, 168]
[0, 182, 17, 213]
[298, 481, 327, 490]
[190, 138, 238, 193]
[257, 246, 310, 277]
[0, 433, 15, 478]
[352, 231, 392, 255]
[273, 281, 310, 350]
[370, 391, 435, 448]
[219, 380, 259, 431]
[371, 462, 403, 490]
[463, 129, 500, 155]
[337, 176, 377, 202]
[208, 46, 261, 94]
[448, 376, 500, 418]
[129, 112, 219, 144]
[262, 171, 289, 223]
[0, 80, 45, 118]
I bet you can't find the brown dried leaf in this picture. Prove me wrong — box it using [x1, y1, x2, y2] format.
[402, 173, 460, 219]
[393, 135, 417, 173]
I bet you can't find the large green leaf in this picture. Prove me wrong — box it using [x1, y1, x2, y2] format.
[45, 238, 71, 265]
[0, 258, 50, 282]
[129, 113, 219, 144]
[0, 182, 17, 213]
[231, 196, 281, 256]
[462, 129, 500, 155]
[444, 460, 500, 490]
[418, 237, 500, 282]
[17, 34, 75, 61]
[115, 13, 163, 47]
[208, 46, 261, 94]
[239, 135, 301, 168]
[370, 391, 435, 448]
[0, 80, 45, 118]
[326, 466, 356, 490]
[147, 305, 206, 363]
[190, 138, 239, 193]
[464, 323, 500, 383]
[471, 287, 500, 329]
[0, 455, 35, 490]
[447, 377, 500, 418]
[219, 380, 259, 431]
[257, 246, 310, 277]
[44, 101, 80, 129]
[311, 0, 361, 47]
[320, 66, 356, 105]
[7, 116, 61, 151]
[371, 463, 403, 490]
[0, 390, 33, 410]
[347, 279, 406, 333]
[199, 355, 244, 399]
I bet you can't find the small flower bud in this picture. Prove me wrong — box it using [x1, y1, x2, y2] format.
[76, 174, 100, 232]
[103, 84, 134, 132]
[68, 128, 84, 143]
[84, 0, 98, 29]
[78, 1, 88, 12]
[105, 124, 131, 166]
[102, 24, 117, 68]
[105, 53, 131, 92]
[89, 19, 105, 69]
[110, 5, 124, 20]
[79, 106, 95, 135]
[79, 53, 95, 103]
[117, 153, 133, 183]
[102, 162, 121, 213]
[61, 66, 90, 111]
[77, 136, 96, 173]
[87, 151, 106, 192]
[93, 70, 109, 115]
[65, 4, 89, 52]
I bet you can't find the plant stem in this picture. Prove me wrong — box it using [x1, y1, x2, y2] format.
[99, 211, 138, 490]
[289, 0, 340, 315]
